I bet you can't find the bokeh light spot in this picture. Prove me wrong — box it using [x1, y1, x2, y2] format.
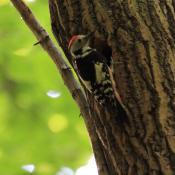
[75, 156, 98, 175]
[56, 167, 74, 175]
[47, 90, 61, 98]
[24, 0, 36, 3]
[14, 48, 31, 57]
[48, 114, 68, 133]
[38, 162, 53, 174]
[21, 164, 35, 173]
[0, 0, 8, 6]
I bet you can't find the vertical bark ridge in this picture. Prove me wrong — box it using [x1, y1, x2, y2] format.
[133, 42, 157, 142]
[49, 1, 67, 48]
[129, 4, 165, 139]
[114, 30, 150, 140]
[92, 1, 114, 34]
[90, 100, 127, 174]
[63, 0, 83, 34]
[90, 115, 111, 175]
[80, 0, 102, 33]
[96, 107, 130, 174]
[145, 2, 175, 163]
[160, 0, 175, 43]
[112, 45, 154, 169]
[109, 1, 158, 147]
[128, 0, 175, 172]
[173, 0, 175, 11]
[55, 0, 70, 37]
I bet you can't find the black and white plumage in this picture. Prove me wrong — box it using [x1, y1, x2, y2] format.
[68, 34, 116, 106]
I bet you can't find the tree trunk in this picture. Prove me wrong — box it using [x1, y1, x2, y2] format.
[49, 0, 175, 174]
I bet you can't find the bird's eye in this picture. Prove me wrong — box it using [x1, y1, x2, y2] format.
[77, 39, 81, 43]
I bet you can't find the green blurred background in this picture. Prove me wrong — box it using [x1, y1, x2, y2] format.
[0, 0, 92, 174]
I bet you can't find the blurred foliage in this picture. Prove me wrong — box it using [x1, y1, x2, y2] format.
[0, 0, 92, 175]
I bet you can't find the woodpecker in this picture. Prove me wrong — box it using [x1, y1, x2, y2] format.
[68, 33, 116, 106]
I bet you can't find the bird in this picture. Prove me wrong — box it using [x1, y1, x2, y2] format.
[68, 32, 117, 106]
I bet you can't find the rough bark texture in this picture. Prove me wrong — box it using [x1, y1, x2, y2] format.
[49, 0, 175, 174]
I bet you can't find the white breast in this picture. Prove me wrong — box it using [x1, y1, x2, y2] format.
[95, 62, 106, 84]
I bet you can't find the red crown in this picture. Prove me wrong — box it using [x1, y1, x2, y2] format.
[68, 35, 78, 49]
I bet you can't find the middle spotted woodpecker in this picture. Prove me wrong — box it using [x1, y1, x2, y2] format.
[68, 33, 116, 106]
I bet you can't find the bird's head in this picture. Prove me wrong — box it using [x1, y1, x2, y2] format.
[68, 32, 93, 57]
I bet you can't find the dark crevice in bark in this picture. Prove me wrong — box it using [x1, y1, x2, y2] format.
[67, 0, 82, 34]
[163, 1, 175, 43]
[150, 135, 172, 174]
[88, 101, 122, 174]
[100, 145, 116, 175]
[165, 136, 175, 171]
[49, 1, 72, 64]
[121, 3, 163, 142]
[142, 41, 156, 87]
[80, 0, 102, 34]
[114, 41, 148, 139]
[129, 7, 174, 167]
[101, 0, 118, 28]
[132, 2, 166, 137]
[103, 114, 129, 173]
[57, 0, 71, 36]
[137, 0, 152, 27]
[172, 0, 175, 13]
[132, 42, 162, 142]
[49, 2, 66, 47]
[146, 1, 173, 111]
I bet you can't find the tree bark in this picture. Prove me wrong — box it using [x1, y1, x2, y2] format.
[49, 0, 175, 174]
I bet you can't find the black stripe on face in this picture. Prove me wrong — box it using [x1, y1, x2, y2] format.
[74, 48, 93, 57]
